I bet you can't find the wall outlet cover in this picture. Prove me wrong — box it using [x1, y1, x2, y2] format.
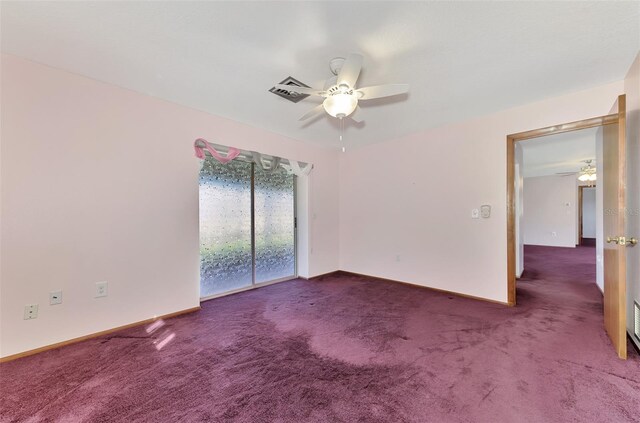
[471, 209, 480, 219]
[24, 304, 38, 320]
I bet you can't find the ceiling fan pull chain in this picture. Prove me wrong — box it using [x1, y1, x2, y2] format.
[340, 117, 346, 152]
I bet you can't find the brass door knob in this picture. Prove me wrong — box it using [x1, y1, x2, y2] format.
[606, 236, 638, 246]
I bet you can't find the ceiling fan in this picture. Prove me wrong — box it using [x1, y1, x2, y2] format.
[578, 159, 597, 183]
[555, 159, 597, 184]
[273, 53, 409, 123]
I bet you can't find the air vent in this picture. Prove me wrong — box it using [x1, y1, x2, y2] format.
[269, 77, 310, 103]
[635, 300, 640, 342]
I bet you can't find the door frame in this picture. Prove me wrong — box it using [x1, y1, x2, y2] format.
[506, 114, 618, 306]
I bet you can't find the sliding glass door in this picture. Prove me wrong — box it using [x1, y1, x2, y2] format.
[199, 158, 295, 298]
[199, 159, 253, 297]
[254, 166, 296, 283]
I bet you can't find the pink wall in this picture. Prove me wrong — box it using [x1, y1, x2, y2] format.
[0, 54, 340, 358]
[339, 80, 624, 303]
[522, 175, 577, 248]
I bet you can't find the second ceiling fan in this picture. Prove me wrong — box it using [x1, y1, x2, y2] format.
[275, 53, 409, 123]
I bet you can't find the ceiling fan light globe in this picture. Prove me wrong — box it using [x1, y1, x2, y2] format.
[578, 174, 590, 182]
[323, 94, 358, 118]
[589, 174, 597, 181]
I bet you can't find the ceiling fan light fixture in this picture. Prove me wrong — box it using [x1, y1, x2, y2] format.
[577, 159, 596, 184]
[323, 93, 358, 118]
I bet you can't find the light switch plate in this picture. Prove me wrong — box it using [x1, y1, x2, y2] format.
[95, 281, 108, 298]
[480, 205, 491, 218]
[49, 290, 62, 305]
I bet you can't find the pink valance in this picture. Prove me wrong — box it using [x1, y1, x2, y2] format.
[194, 138, 241, 164]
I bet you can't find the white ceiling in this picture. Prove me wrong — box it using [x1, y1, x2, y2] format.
[520, 127, 598, 178]
[1, 1, 639, 149]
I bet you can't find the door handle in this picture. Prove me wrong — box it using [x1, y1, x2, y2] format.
[606, 236, 638, 246]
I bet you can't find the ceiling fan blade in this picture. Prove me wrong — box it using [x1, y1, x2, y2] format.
[299, 104, 325, 121]
[357, 84, 409, 100]
[323, 75, 338, 90]
[274, 84, 326, 97]
[346, 106, 363, 124]
[337, 53, 363, 88]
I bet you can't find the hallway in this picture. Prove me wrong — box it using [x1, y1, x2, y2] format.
[519, 245, 640, 364]
[519, 245, 600, 302]
[518, 245, 637, 360]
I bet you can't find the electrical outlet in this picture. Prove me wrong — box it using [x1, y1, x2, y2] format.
[95, 281, 108, 298]
[396, 254, 401, 262]
[24, 304, 38, 320]
[551, 231, 557, 237]
[49, 290, 62, 305]
[471, 209, 480, 219]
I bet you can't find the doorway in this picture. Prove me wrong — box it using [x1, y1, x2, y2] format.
[507, 114, 617, 305]
[518, 128, 598, 250]
[579, 185, 597, 246]
[199, 156, 297, 300]
[507, 114, 618, 306]
[506, 95, 629, 358]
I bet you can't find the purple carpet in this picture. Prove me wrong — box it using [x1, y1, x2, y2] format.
[1, 246, 639, 422]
